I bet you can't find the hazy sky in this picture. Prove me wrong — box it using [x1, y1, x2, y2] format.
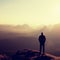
[0, 0, 60, 26]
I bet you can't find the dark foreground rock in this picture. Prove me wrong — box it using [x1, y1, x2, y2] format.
[35, 55, 54, 60]
[12, 49, 55, 60]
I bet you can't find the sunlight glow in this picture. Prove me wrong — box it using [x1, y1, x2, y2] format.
[0, 0, 60, 27]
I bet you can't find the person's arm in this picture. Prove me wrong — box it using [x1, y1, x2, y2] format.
[38, 36, 40, 42]
[45, 36, 46, 42]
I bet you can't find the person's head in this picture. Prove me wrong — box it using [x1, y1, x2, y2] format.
[41, 32, 43, 35]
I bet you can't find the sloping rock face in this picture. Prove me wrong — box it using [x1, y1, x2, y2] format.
[12, 49, 55, 60]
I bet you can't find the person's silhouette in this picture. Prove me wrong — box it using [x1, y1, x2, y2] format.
[38, 32, 46, 55]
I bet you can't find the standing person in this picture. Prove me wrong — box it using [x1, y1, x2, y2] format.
[38, 32, 46, 55]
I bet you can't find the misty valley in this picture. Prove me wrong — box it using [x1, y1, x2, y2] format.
[0, 24, 60, 56]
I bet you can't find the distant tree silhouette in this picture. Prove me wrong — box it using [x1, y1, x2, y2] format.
[38, 32, 46, 55]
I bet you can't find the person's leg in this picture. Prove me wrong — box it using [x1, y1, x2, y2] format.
[43, 44, 45, 55]
[39, 44, 42, 55]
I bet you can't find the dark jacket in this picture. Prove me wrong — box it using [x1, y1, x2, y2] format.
[39, 35, 46, 45]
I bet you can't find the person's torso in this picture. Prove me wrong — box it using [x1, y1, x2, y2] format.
[39, 35, 45, 44]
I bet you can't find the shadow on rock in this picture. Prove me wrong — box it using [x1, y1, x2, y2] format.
[35, 55, 54, 60]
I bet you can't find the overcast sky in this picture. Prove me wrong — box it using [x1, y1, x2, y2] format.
[0, 0, 60, 26]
